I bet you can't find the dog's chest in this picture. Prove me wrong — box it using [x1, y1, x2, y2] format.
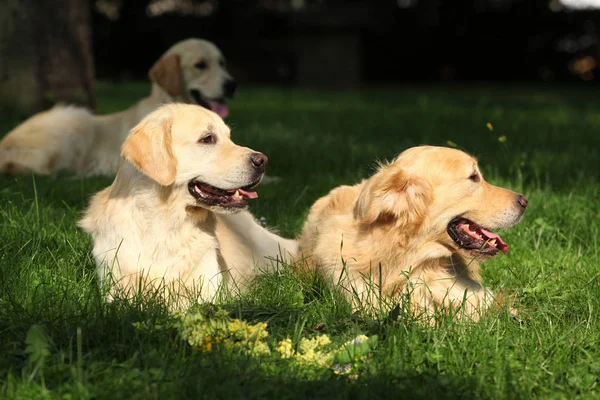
[94, 210, 222, 285]
[139, 219, 220, 276]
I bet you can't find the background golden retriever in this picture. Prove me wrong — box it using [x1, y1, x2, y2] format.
[79, 103, 297, 306]
[298, 146, 528, 320]
[0, 38, 235, 177]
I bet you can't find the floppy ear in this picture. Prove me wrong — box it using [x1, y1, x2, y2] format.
[148, 53, 182, 97]
[121, 113, 177, 186]
[354, 169, 432, 226]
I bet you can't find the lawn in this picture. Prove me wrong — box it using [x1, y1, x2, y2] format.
[1, 82, 599, 399]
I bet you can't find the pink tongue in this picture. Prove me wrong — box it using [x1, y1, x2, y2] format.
[479, 227, 509, 254]
[205, 100, 229, 119]
[238, 188, 258, 199]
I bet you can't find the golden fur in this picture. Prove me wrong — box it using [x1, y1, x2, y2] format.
[79, 103, 297, 306]
[0, 38, 235, 177]
[298, 146, 528, 320]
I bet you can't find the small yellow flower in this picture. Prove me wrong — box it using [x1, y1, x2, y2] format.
[316, 334, 331, 347]
[250, 341, 271, 356]
[498, 135, 507, 143]
[486, 122, 494, 131]
[298, 337, 315, 354]
[277, 338, 294, 358]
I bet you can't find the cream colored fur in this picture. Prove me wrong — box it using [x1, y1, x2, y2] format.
[298, 146, 527, 321]
[0, 38, 233, 177]
[79, 104, 297, 306]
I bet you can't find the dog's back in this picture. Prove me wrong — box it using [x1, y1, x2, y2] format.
[298, 184, 362, 265]
[0, 105, 93, 175]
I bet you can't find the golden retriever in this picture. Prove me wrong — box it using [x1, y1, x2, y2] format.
[0, 38, 236, 177]
[78, 103, 297, 306]
[298, 146, 528, 320]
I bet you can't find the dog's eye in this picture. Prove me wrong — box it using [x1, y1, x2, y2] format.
[469, 172, 480, 182]
[195, 61, 207, 70]
[199, 134, 216, 144]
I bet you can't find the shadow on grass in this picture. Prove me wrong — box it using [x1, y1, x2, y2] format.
[0, 292, 487, 400]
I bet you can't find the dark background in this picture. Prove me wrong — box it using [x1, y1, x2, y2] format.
[92, 0, 600, 86]
[2, 0, 599, 112]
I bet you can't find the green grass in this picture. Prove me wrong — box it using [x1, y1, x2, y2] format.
[1, 82, 600, 399]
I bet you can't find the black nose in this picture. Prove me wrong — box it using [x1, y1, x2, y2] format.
[517, 195, 528, 209]
[223, 79, 237, 98]
[250, 152, 268, 169]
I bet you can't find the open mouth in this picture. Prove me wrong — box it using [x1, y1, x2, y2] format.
[447, 217, 508, 256]
[189, 89, 229, 119]
[187, 179, 260, 209]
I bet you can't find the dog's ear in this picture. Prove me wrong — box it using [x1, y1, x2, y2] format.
[354, 169, 432, 226]
[148, 53, 182, 97]
[121, 112, 177, 186]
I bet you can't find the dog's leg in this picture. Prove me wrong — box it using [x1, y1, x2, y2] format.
[216, 211, 298, 284]
[217, 211, 298, 259]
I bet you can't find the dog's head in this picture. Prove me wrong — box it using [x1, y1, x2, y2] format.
[121, 104, 266, 213]
[148, 38, 236, 119]
[354, 146, 528, 258]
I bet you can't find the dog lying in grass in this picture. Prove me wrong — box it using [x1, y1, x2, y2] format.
[0, 38, 236, 177]
[79, 103, 297, 306]
[298, 146, 528, 320]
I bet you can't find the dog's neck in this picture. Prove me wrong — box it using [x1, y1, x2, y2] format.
[358, 222, 481, 292]
[359, 221, 443, 264]
[134, 85, 180, 117]
[110, 162, 211, 226]
[150, 84, 179, 103]
[92, 85, 180, 150]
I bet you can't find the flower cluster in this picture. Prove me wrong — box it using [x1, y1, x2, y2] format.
[276, 333, 377, 373]
[286, 334, 333, 367]
[177, 308, 270, 356]
[276, 338, 294, 359]
[173, 307, 378, 376]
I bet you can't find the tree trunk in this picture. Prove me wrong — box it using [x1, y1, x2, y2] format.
[0, 0, 38, 111]
[0, 0, 95, 113]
